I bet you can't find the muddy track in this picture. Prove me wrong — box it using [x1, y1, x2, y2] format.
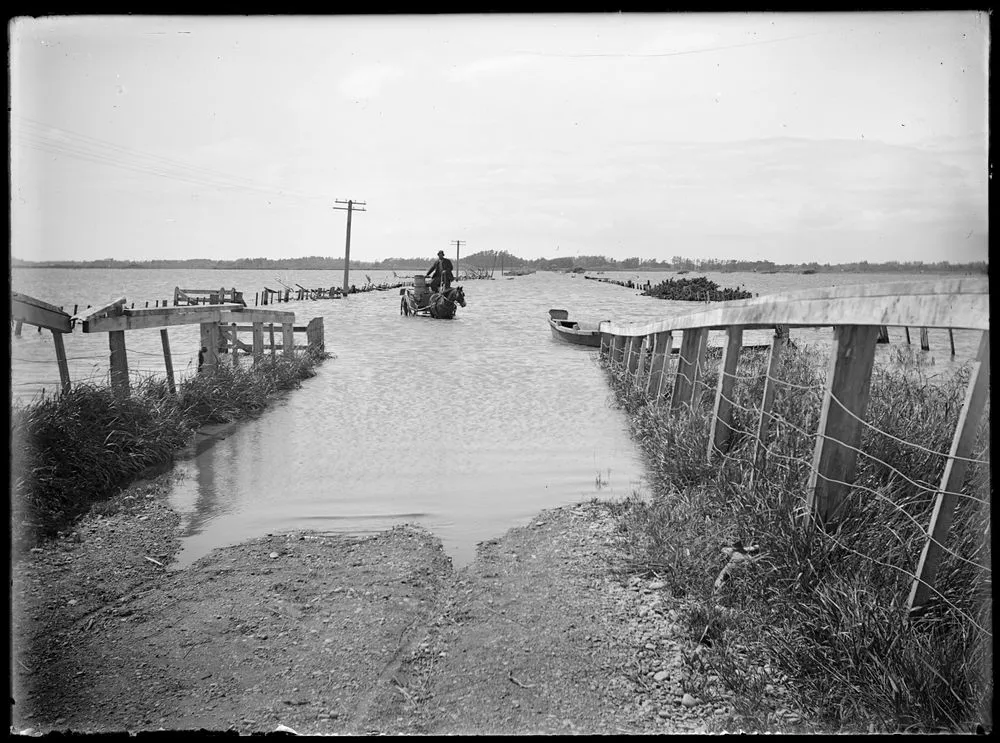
[11, 472, 798, 735]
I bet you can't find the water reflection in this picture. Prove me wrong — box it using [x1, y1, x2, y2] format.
[159, 279, 651, 569]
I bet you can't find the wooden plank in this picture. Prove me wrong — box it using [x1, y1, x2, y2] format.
[634, 335, 649, 389]
[752, 333, 785, 477]
[806, 325, 879, 528]
[83, 305, 241, 332]
[81, 304, 296, 333]
[306, 316, 325, 352]
[601, 279, 990, 337]
[625, 336, 640, 380]
[689, 329, 710, 407]
[108, 330, 130, 396]
[199, 323, 220, 372]
[269, 324, 276, 357]
[12, 291, 65, 315]
[52, 331, 71, 394]
[907, 331, 990, 612]
[253, 322, 264, 363]
[610, 335, 626, 372]
[72, 296, 127, 323]
[646, 331, 673, 398]
[11, 293, 73, 333]
[708, 326, 744, 460]
[282, 322, 294, 358]
[230, 324, 239, 367]
[920, 327, 930, 351]
[160, 329, 176, 394]
[671, 329, 707, 415]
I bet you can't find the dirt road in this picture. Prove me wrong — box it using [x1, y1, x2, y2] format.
[11, 472, 751, 735]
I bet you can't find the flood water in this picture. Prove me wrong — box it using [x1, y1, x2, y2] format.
[10, 267, 984, 568]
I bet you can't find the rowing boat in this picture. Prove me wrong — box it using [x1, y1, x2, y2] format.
[548, 309, 603, 348]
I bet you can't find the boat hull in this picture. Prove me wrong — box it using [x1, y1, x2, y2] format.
[547, 309, 602, 347]
[549, 322, 602, 347]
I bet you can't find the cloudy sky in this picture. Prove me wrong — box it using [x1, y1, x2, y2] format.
[9, 12, 989, 265]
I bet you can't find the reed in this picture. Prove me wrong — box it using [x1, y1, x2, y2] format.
[10, 348, 330, 552]
[602, 344, 991, 733]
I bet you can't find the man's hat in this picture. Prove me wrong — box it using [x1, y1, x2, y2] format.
[437, 250, 445, 256]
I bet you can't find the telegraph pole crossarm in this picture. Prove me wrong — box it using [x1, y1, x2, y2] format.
[334, 199, 367, 295]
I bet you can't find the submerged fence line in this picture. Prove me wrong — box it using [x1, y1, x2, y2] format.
[596, 278, 990, 616]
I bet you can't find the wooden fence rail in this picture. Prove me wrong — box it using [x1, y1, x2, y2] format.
[5, 296, 329, 399]
[11, 292, 73, 395]
[597, 278, 990, 614]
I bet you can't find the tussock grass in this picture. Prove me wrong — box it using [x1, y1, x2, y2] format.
[11, 349, 329, 551]
[602, 344, 991, 733]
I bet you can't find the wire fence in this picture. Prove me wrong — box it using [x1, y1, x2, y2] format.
[599, 300, 990, 622]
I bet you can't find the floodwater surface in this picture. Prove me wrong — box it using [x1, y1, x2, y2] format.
[11, 267, 982, 568]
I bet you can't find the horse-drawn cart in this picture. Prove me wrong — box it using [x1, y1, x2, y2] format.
[400, 275, 466, 319]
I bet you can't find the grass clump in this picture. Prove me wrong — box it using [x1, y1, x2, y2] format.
[602, 344, 991, 733]
[11, 349, 329, 551]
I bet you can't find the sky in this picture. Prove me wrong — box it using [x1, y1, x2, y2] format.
[8, 12, 990, 265]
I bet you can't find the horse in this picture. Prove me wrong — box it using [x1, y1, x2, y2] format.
[427, 285, 466, 319]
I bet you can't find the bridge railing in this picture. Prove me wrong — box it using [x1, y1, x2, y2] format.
[597, 278, 989, 613]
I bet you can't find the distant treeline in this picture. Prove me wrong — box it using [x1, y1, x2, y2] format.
[11, 252, 987, 275]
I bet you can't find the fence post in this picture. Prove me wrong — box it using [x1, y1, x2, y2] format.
[282, 322, 294, 357]
[671, 328, 708, 415]
[231, 323, 240, 367]
[269, 323, 276, 356]
[646, 331, 673, 399]
[306, 317, 325, 353]
[610, 335, 625, 373]
[109, 330, 130, 396]
[920, 327, 930, 351]
[160, 329, 176, 394]
[877, 326, 890, 344]
[634, 335, 649, 389]
[805, 325, 879, 528]
[907, 331, 990, 612]
[708, 326, 743, 461]
[52, 331, 71, 395]
[253, 322, 264, 363]
[752, 332, 785, 479]
[199, 322, 220, 373]
[625, 336, 640, 383]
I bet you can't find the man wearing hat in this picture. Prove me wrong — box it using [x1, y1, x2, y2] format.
[426, 249, 455, 294]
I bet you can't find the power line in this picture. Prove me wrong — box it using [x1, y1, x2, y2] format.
[10, 115, 332, 205]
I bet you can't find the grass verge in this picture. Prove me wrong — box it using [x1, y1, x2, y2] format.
[602, 344, 991, 733]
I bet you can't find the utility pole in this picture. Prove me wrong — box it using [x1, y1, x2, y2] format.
[452, 240, 465, 280]
[334, 199, 366, 295]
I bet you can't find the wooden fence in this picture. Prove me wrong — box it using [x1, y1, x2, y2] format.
[11, 292, 74, 395]
[11, 293, 324, 399]
[174, 286, 246, 306]
[597, 278, 989, 613]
